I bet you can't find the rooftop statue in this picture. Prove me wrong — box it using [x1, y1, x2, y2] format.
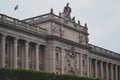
[62, 3, 72, 20]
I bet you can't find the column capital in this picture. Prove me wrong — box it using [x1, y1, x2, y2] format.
[1, 34, 6, 40]
[100, 60, 103, 63]
[115, 64, 118, 67]
[14, 37, 18, 43]
[95, 59, 98, 62]
[14, 37, 19, 40]
[36, 43, 41, 46]
[25, 41, 30, 45]
[106, 62, 108, 65]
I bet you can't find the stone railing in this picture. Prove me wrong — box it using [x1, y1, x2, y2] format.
[89, 44, 120, 61]
[23, 13, 87, 33]
[23, 13, 50, 23]
[0, 14, 46, 35]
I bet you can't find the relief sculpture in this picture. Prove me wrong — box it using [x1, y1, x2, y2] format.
[64, 47, 78, 74]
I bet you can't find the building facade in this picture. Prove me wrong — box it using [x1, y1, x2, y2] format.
[0, 4, 120, 80]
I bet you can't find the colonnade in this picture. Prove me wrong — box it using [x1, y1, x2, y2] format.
[0, 34, 46, 70]
[89, 58, 120, 80]
[0, 33, 120, 80]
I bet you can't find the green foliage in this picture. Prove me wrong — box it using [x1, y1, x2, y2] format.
[0, 68, 104, 80]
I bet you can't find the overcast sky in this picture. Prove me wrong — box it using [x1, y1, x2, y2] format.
[0, 0, 120, 53]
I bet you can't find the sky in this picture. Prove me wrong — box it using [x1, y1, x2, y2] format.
[0, 0, 120, 53]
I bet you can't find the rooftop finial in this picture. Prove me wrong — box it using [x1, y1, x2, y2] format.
[85, 23, 87, 28]
[84, 23, 88, 32]
[78, 20, 81, 25]
[50, 8, 54, 14]
[59, 12, 61, 17]
[72, 16, 75, 22]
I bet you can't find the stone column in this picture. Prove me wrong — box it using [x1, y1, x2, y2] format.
[115, 65, 118, 80]
[100, 61, 103, 78]
[87, 56, 90, 77]
[21, 43, 25, 68]
[95, 59, 98, 77]
[35, 44, 39, 70]
[52, 45, 56, 72]
[1, 35, 6, 67]
[106, 62, 108, 80]
[61, 48, 65, 73]
[13, 38, 18, 68]
[89, 58, 92, 77]
[43, 46, 47, 71]
[25, 41, 29, 69]
[80, 53, 83, 76]
[118, 65, 120, 80]
[111, 64, 113, 80]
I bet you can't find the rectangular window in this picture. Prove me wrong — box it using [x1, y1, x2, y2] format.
[55, 47, 61, 61]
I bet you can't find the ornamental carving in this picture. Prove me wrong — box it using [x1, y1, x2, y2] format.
[51, 23, 58, 33]
[59, 26, 64, 36]
[51, 24, 56, 33]
[64, 47, 78, 74]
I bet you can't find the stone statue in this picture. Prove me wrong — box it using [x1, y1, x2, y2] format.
[63, 3, 72, 19]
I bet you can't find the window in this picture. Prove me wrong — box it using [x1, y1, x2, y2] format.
[83, 59, 85, 67]
[56, 53, 59, 61]
[55, 47, 61, 61]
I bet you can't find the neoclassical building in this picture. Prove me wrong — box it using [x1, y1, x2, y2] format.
[0, 4, 120, 80]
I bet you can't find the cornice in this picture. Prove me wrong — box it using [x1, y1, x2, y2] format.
[89, 44, 120, 61]
[0, 19, 47, 39]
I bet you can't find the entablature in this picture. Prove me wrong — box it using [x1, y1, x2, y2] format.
[89, 44, 120, 61]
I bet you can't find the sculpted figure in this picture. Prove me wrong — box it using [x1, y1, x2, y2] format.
[63, 3, 72, 19]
